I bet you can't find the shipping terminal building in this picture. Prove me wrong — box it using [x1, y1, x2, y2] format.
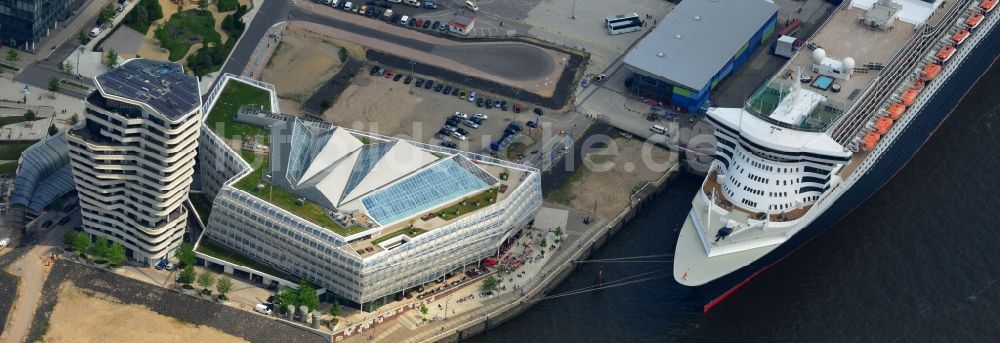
[624, 0, 778, 113]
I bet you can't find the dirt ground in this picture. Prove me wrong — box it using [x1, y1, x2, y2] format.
[44, 282, 247, 343]
[136, 0, 251, 63]
[261, 26, 362, 113]
[565, 137, 676, 220]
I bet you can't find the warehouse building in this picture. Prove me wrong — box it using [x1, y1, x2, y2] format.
[623, 0, 779, 113]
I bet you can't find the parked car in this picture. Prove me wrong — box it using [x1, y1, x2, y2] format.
[443, 125, 458, 133]
[451, 87, 460, 96]
[423, 1, 438, 9]
[526, 120, 539, 128]
[451, 131, 467, 140]
[459, 90, 467, 98]
[513, 103, 522, 113]
[155, 258, 169, 270]
[57, 216, 71, 225]
[443, 85, 452, 94]
[475, 97, 484, 107]
[409, 17, 417, 26]
[254, 304, 273, 315]
[0, 237, 8, 251]
[467, 91, 476, 102]
[455, 127, 469, 136]
[485, 98, 493, 108]
[464, 119, 480, 128]
[40, 220, 53, 229]
[360, 5, 367, 14]
[424, 80, 434, 89]
[369, 65, 381, 75]
[434, 84, 444, 92]
[384, 70, 394, 78]
[464, 0, 479, 11]
[440, 140, 457, 148]
[404, 75, 413, 84]
[446, 118, 461, 127]
[499, 100, 508, 111]
[473, 113, 488, 120]
[415, 78, 424, 87]
[343, 1, 353, 11]
[422, 20, 431, 29]
[469, 116, 484, 124]
[393, 74, 403, 81]
[453, 112, 469, 119]
[415, 18, 424, 27]
[399, 15, 410, 25]
[533, 107, 544, 115]
[432, 21, 441, 30]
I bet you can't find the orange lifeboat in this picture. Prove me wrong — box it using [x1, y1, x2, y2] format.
[887, 103, 906, 120]
[937, 45, 957, 62]
[901, 88, 919, 106]
[922, 63, 942, 81]
[952, 30, 970, 45]
[861, 132, 881, 151]
[874, 117, 893, 135]
[982, 0, 997, 13]
[967, 13, 985, 29]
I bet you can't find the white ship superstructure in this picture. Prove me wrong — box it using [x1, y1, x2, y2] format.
[674, 0, 998, 289]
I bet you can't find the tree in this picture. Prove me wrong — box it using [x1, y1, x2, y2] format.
[24, 110, 35, 121]
[481, 275, 500, 293]
[178, 266, 197, 285]
[63, 229, 78, 247]
[196, 269, 215, 292]
[78, 30, 90, 46]
[98, 4, 116, 25]
[107, 242, 126, 266]
[176, 242, 196, 267]
[105, 49, 119, 68]
[48, 77, 60, 92]
[329, 300, 341, 317]
[540, 238, 548, 248]
[6, 48, 19, 65]
[72, 232, 91, 254]
[90, 236, 111, 259]
[197, 0, 209, 12]
[70, 114, 79, 126]
[420, 305, 428, 318]
[216, 275, 233, 298]
[276, 286, 298, 309]
[63, 62, 74, 76]
[554, 226, 563, 237]
[48, 124, 58, 136]
[297, 280, 319, 312]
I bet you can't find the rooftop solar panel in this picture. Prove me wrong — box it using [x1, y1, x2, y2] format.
[95, 59, 200, 120]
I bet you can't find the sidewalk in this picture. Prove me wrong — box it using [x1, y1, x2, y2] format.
[20, 0, 110, 61]
[62, 0, 144, 79]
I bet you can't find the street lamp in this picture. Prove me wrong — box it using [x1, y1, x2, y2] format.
[571, 0, 576, 20]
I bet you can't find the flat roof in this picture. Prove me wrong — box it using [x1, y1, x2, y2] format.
[95, 59, 200, 120]
[623, 0, 778, 90]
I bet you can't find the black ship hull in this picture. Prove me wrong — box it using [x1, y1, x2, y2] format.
[691, 21, 1000, 312]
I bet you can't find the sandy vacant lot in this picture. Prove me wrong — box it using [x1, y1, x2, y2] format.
[44, 282, 247, 343]
[565, 137, 676, 219]
[261, 26, 361, 113]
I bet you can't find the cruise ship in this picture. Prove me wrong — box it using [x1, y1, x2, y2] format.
[673, 0, 1000, 311]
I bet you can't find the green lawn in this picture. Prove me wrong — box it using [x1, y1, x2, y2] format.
[196, 239, 296, 281]
[0, 142, 37, 160]
[189, 193, 215, 225]
[205, 81, 272, 144]
[544, 167, 583, 205]
[371, 226, 426, 246]
[0, 161, 17, 174]
[154, 10, 221, 61]
[0, 116, 38, 127]
[437, 188, 499, 221]
[233, 151, 366, 237]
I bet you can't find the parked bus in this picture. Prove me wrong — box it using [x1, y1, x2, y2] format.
[606, 13, 642, 35]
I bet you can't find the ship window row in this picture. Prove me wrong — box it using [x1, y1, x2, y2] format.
[768, 191, 788, 198]
[746, 173, 770, 184]
[741, 199, 758, 207]
[743, 185, 764, 196]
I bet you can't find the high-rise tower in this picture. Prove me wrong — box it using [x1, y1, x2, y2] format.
[67, 59, 201, 264]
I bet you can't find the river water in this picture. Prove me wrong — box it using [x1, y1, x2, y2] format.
[471, 58, 1000, 342]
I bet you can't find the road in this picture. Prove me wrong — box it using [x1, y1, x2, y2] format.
[0, 212, 77, 343]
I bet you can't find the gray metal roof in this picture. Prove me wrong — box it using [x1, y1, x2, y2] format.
[623, 0, 778, 91]
[96, 59, 200, 120]
[10, 133, 75, 213]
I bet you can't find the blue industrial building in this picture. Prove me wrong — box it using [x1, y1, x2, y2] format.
[623, 0, 779, 113]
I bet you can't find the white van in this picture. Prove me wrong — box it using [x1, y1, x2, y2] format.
[383, 9, 393, 20]
[330, 0, 339, 7]
[404, 0, 421, 7]
[387, 0, 402, 3]
[399, 15, 410, 25]
[89, 27, 101, 37]
[650, 125, 666, 134]
[464, 0, 479, 11]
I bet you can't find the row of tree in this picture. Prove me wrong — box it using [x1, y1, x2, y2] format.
[63, 230, 127, 267]
[177, 264, 234, 299]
